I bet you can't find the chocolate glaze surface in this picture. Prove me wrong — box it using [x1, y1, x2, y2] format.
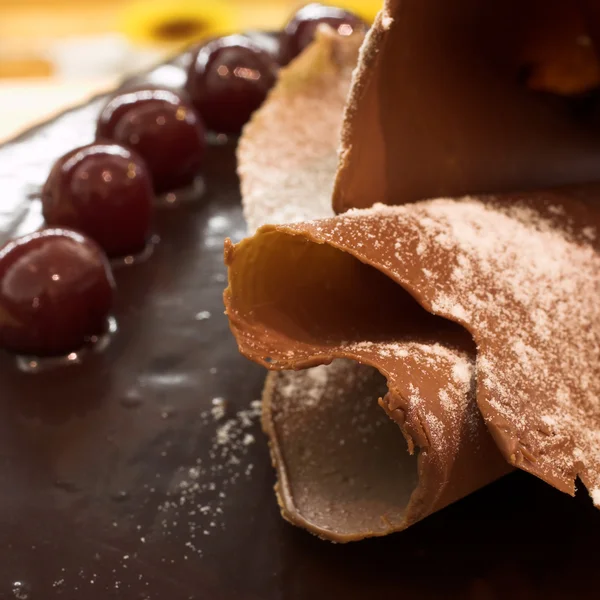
[0, 43, 600, 600]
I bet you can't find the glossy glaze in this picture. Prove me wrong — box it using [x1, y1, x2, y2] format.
[0, 42, 598, 600]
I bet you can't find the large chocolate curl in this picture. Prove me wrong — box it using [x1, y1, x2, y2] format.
[225, 186, 600, 525]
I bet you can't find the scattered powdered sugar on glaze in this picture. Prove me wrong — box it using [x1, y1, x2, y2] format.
[157, 399, 262, 556]
[298, 192, 600, 497]
[50, 398, 264, 589]
[211, 396, 227, 420]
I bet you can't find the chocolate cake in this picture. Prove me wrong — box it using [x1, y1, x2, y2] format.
[0, 3, 600, 599]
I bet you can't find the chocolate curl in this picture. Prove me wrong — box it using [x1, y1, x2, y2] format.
[225, 186, 600, 522]
[334, 0, 600, 213]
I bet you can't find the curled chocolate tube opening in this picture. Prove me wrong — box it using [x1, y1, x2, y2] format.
[226, 229, 462, 353]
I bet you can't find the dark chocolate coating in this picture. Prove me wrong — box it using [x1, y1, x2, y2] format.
[0, 44, 599, 600]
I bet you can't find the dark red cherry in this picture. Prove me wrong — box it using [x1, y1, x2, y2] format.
[97, 89, 206, 193]
[186, 35, 279, 134]
[0, 229, 115, 357]
[42, 143, 153, 258]
[96, 88, 186, 140]
[280, 3, 367, 65]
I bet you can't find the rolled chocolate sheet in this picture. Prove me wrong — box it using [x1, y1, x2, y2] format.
[225, 187, 600, 513]
[237, 29, 509, 541]
[334, 0, 600, 212]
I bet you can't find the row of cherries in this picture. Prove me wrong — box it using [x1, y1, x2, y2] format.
[0, 3, 367, 360]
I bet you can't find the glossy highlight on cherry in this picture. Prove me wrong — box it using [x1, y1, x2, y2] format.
[280, 2, 367, 65]
[42, 143, 154, 258]
[97, 88, 207, 193]
[110, 234, 159, 269]
[186, 35, 279, 134]
[96, 88, 186, 140]
[155, 175, 206, 208]
[0, 229, 115, 357]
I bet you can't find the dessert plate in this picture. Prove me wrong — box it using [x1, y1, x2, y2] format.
[0, 51, 599, 600]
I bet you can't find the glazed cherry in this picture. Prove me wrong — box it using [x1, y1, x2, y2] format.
[186, 35, 279, 134]
[42, 143, 153, 258]
[96, 88, 185, 139]
[97, 89, 206, 193]
[280, 3, 367, 65]
[0, 229, 115, 357]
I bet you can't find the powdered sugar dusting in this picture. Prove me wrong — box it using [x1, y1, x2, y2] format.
[238, 29, 363, 232]
[157, 399, 262, 556]
[381, 15, 394, 30]
[338, 340, 477, 463]
[273, 360, 381, 432]
[293, 364, 333, 406]
[300, 191, 600, 496]
[267, 332, 479, 470]
[234, 20, 515, 526]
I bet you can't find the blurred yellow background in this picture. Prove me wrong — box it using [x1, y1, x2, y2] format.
[0, 0, 294, 79]
[0, 0, 292, 141]
[0, 0, 378, 141]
